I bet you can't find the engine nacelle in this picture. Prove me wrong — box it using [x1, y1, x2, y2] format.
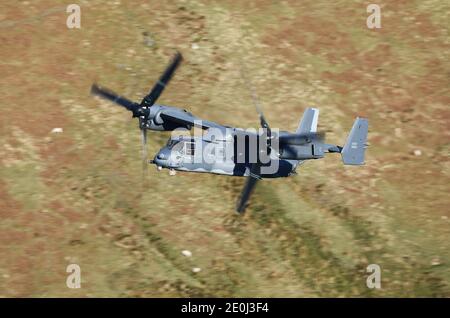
[142, 105, 191, 131]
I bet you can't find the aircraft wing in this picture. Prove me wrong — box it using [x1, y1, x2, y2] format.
[160, 108, 224, 130]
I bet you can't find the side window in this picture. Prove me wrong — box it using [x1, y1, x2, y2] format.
[184, 141, 195, 156]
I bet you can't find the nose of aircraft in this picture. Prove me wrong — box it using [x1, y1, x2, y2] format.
[154, 148, 171, 167]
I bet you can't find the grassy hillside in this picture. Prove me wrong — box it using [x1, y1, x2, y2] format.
[0, 0, 448, 297]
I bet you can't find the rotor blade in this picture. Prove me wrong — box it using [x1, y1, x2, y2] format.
[239, 67, 271, 147]
[141, 51, 183, 107]
[141, 127, 148, 178]
[255, 109, 272, 159]
[236, 164, 261, 213]
[91, 84, 139, 113]
[238, 67, 270, 129]
[255, 105, 270, 132]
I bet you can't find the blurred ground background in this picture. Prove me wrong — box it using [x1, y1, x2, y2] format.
[0, 0, 449, 297]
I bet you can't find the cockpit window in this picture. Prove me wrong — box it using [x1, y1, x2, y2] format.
[166, 140, 180, 149]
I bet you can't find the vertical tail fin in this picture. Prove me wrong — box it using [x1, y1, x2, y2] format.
[341, 117, 368, 165]
[297, 108, 319, 133]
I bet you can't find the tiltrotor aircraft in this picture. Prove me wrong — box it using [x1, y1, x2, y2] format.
[91, 52, 368, 213]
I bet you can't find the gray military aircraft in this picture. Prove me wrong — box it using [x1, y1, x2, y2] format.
[91, 52, 368, 213]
